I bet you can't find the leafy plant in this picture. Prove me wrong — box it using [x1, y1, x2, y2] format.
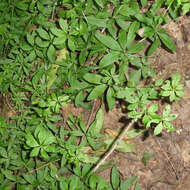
[0, 0, 187, 189]
[165, 0, 190, 18]
[142, 104, 177, 135]
[110, 165, 140, 190]
[160, 73, 184, 102]
[25, 126, 57, 159]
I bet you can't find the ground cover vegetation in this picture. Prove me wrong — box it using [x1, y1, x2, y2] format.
[0, 0, 188, 189]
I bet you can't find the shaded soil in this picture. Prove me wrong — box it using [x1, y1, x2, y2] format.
[61, 16, 190, 189]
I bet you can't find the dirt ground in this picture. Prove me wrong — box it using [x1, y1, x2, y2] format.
[62, 15, 190, 190]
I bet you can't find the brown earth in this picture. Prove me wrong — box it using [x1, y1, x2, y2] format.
[62, 16, 190, 190]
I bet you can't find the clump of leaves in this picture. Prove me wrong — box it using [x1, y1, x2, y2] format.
[0, 0, 187, 189]
[165, 0, 190, 18]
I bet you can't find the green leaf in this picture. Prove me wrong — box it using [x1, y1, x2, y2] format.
[135, 183, 141, 190]
[47, 45, 56, 63]
[150, 0, 164, 15]
[79, 50, 88, 65]
[176, 90, 184, 98]
[127, 42, 147, 54]
[43, 135, 56, 146]
[155, 79, 163, 87]
[26, 133, 39, 147]
[93, 107, 104, 134]
[148, 104, 158, 113]
[126, 129, 144, 138]
[87, 84, 107, 100]
[15, 1, 28, 10]
[68, 38, 76, 52]
[20, 42, 33, 51]
[79, 153, 99, 163]
[154, 122, 163, 135]
[141, 0, 147, 8]
[117, 88, 135, 99]
[28, 50, 36, 62]
[120, 176, 137, 190]
[128, 111, 142, 119]
[23, 173, 36, 185]
[59, 18, 68, 32]
[60, 177, 69, 190]
[126, 21, 140, 48]
[142, 152, 154, 165]
[40, 148, 49, 159]
[176, 83, 184, 91]
[37, 129, 48, 145]
[171, 73, 180, 87]
[53, 35, 67, 45]
[69, 176, 79, 190]
[0, 147, 7, 158]
[163, 105, 171, 117]
[117, 141, 137, 153]
[1, 170, 16, 181]
[87, 16, 107, 27]
[94, 0, 104, 8]
[35, 37, 49, 48]
[119, 2, 140, 16]
[37, 27, 50, 40]
[30, 147, 40, 157]
[111, 165, 120, 189]
[147, 38, 161, 56]
[104, 138, 136, 153]
[26, 33, 34, 46]
[99, 51, 120, 68]
[107, 19, 117, 39]
[118, 30, 127, 50]
[182, 3, 190, 15]
[163, 121, 175, 131]
[50, 27, 66, 37]
[89, 174, 97, 188]
[160, 90, 171, 97]
[129, 69, 141, 86]
[142, 26, 155, 38]
[106, 87, 115, 110]
[158, 29, 176, 52]
[116, 19, 130, 31]
[83, 73, 103, 84]
[47, 64, 59, 89]
[95, 32, 122, 51]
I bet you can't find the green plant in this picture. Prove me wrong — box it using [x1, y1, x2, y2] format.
[160, 73, 184, 102]
[165, 0, 190, 18]
[142, 104, 177, 135]
[0, 0, 187, 189]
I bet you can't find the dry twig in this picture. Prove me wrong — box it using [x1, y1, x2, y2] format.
[92, 118, 137, 173]
[155, 138, 179, 180]
[80, 100, 98, 143]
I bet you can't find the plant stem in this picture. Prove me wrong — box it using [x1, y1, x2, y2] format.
[92, 118, 137, 173]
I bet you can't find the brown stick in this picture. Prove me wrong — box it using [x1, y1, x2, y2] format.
[80, 100, 97, 143]
[92, 118, 137, 173]
[155, 138, 179, 180]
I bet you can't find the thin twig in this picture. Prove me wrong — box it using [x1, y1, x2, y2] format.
[82, 11, 88, 23]
[51, 1, 57, 20]
[86, 54, 99, 67]
[155, 138, 179, 180]
[4, 94, 17, 115]
[163, 0, 174, 16]
[80, 100, 97, 143]
[92, 118, 137, 173]
[86, 101, 97, 131]
[27, 159, 60, 174]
